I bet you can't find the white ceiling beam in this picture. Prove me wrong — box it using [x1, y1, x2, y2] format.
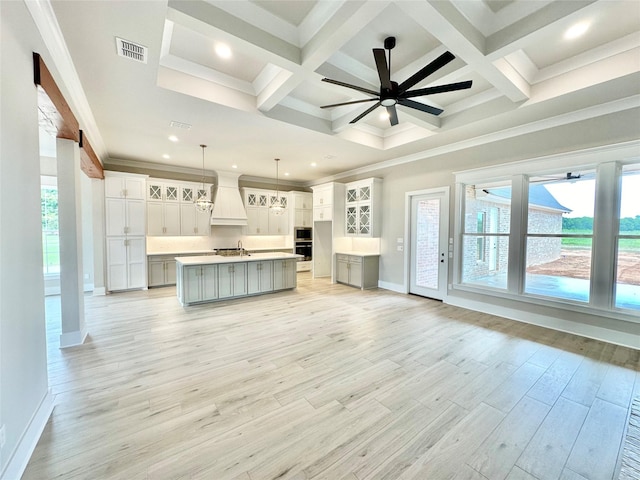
[396, 1, 530, 103]
[301, 1, 391, 70]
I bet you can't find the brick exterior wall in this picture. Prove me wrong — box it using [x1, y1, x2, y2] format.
[462, 186, 564, 283]
[415, 198, 440, 289]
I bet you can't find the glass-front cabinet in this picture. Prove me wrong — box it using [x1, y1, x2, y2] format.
[344, 178, 382, 237]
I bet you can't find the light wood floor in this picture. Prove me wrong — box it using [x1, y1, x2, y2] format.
[23, 273, 639, 480]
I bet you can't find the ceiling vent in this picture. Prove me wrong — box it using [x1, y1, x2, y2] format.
[115, 37, 147, 64]
[169, 121, 192, 130]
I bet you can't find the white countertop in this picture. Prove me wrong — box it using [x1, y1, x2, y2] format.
[334, 251, 381, 257]
[147, 250, 215, 256]
[148, 247, 293, 256]
[176, 252, 302, 265]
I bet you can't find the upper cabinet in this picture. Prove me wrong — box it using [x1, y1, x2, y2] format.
[291, 192, 312, 227]
[105, 173, 146, 200]
[147, 178, 212, 237]
[242, 188, 289, 235]
[345, 178, 382, 237]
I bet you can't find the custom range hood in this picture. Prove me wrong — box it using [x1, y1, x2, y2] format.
[209, 171, 248, 226]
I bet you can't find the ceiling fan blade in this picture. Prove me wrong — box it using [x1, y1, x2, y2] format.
[373, 48, 391, 90]
[397, 51, 455, 93]
[398, 98, 443, 116]
[349, 101, 382, 124]
[322, 78, 378, 97]
[320, 98, 380, 109]
[387, 105, 398, 126]
[401, 80, 473, 98]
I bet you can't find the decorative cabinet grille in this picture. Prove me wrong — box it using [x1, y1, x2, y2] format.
[344, 178, 381, 238]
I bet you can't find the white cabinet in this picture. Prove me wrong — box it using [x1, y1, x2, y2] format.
[180, 204, 210, 236]
[147, 179, 180, 202]
[104, 172, 148, 292]
[147, 202, 180, 236]
[345, 178, 382, 237]
[147, 178, 211, 237]
[106, 237, 146, 291]
[336, 254, 379, 290]
[313, 184, 334, 221]
[148, 255, 178, 287]
[292, 192, 312, 227]
[181, 264, 218, 304]
[105, 197, 146, 236]
[105, 174, 146, 200]
[243, 188, 289, 235]
[247, 260, 273, 294]
[218, 262, 248, 299]
[273, 258, 296, 290]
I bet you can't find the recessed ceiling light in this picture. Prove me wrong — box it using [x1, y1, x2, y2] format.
[168, 135, 179, 142]
[215, 43, 232, 59]
[231, 164, 238, 169]
[284, 172, 290, 176]
[162, 154, 170, 159]
[564, 21, 589, 40]
[311, 162, 317, 167]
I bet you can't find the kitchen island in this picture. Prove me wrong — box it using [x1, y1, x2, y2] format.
[176, 252, 302, 306]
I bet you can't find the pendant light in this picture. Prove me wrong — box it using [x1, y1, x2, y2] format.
[194, 144, 214, 213]
[270, 158, 285, 216]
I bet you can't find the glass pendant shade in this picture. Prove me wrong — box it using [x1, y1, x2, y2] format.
[270, 158, 285, 216]
[195, 144, 214, 213]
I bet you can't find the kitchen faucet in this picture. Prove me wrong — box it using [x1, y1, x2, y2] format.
[237, 240, 243, 256]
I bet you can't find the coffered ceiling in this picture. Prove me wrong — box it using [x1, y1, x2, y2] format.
[46, 0, 640, 183]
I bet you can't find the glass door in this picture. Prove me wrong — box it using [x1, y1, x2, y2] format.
[409, 190, 449, 300]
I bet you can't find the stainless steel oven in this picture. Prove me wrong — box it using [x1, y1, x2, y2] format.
[295, 241, 312, 261]
[294, 227, 312, 242]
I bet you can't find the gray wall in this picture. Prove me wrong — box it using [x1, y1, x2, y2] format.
[1, 0, 49, 473]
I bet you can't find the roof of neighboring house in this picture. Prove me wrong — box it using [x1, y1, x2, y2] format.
[487, 185, 572, 212]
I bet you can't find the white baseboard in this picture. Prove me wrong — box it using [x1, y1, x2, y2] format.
[0, 390, 54, 480]
[59, 327, 88, 348]
[92, 286, 106, 296]
[445, 295, 640, 350]
[378, 281, 406, 294]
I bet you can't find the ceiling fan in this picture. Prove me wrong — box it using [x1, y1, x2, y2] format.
[320, 36, 472, 126]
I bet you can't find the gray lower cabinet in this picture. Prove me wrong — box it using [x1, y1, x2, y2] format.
[273, 258, 296, 290]
[148, 255, 177, 287]
[336, 254, 379, 289]
[247, 260, 273, 294]
[182, 264, 218, 304]
[219, 263, 248, 299]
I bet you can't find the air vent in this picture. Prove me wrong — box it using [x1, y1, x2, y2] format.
[115, 37, 147, 64]
[169, 121, 192, 130]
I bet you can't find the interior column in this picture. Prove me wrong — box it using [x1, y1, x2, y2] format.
[56, 138, 87, 347]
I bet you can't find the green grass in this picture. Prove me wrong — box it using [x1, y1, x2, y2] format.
[560, 229, 640, 250]
[42, 232, 60, 272]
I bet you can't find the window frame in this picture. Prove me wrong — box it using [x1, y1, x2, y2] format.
[453, 141, 640, 321]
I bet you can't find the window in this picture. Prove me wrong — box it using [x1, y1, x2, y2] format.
[525, 172, 595, 303]
[616, 167, 640, 311]
[41, 181, 60, 275]
[461, 183, 510, 289]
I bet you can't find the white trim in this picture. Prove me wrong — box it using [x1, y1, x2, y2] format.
[454, 139, 640, 183]
[445, 295, 640, 351]
[404, 186, 450, 301]
[92, 286, 106, 296]
[378, 281, 405, 294]
[0, 391, 54, 480]
[59, 328, 88, 348]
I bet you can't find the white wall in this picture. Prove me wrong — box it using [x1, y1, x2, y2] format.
[0, 1, 52, 476]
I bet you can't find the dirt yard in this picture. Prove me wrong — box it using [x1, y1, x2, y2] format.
[526, 248, 640, 286]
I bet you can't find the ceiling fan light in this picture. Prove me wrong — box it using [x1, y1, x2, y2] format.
[381, 98, 397, 107]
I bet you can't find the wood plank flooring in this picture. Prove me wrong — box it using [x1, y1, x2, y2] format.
[22, 273, 640, 480]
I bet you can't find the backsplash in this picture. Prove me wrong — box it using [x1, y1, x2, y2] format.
[147, 226, 293, 254]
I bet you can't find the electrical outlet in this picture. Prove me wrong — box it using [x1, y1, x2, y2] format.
[0, 424, 6, 449]
[397, 245, 403, 252]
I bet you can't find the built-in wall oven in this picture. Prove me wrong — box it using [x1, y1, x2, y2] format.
[294, 227, 312, 262]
